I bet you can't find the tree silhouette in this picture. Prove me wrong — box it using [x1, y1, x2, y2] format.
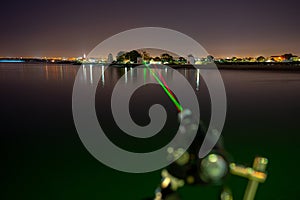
[178, 57, 187, 64]
[161, 53, 173, 64]
[116, 51, 127, 63]
[126, 50, 142, 63]
[142, 51, 151, 62]
[154, 56, 161, 61]
[207, 55, 214, 62]
[256, 56, 265, 62]
[116, 50, 142, 63]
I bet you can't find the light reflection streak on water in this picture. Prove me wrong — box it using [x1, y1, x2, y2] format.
[196, 69, 200, 91]
[47, 64, 202, 92]
[90, 65, 93, 84]
[112, 66, 202, 93]
[60, 65, 63, 80]
[101, 65, 105, 86]
[45, 65, 49, 80]
[125, 67, 128, 83]
[83, 65, 86, 81]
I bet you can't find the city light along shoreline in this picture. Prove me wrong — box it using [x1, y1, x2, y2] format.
[1, 53, 300, 71]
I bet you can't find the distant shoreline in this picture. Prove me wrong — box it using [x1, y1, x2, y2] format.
[109, 63, 300, 71]
[1, 60, 300, 71]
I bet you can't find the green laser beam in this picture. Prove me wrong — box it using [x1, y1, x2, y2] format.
[145, 65, 183, 112]
[143, 68, 146, 83]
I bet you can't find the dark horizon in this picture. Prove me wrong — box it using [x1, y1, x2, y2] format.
[1, 0, 299, 58]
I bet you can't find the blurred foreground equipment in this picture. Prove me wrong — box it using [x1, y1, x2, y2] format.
[230, 157, 268, 200]
[148, 109, 268, 200]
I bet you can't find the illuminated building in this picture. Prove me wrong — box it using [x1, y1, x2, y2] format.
[270, 56, 284, 62]
[108, 53, 114, 63]
[187, 54, 195, 64]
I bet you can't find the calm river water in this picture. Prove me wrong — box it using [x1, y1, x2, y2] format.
[0, 63, 300, 199]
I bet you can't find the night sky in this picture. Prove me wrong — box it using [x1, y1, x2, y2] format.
[1, 0, 299, 57]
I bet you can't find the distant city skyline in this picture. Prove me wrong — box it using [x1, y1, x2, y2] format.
[0, 0, 299, 57]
